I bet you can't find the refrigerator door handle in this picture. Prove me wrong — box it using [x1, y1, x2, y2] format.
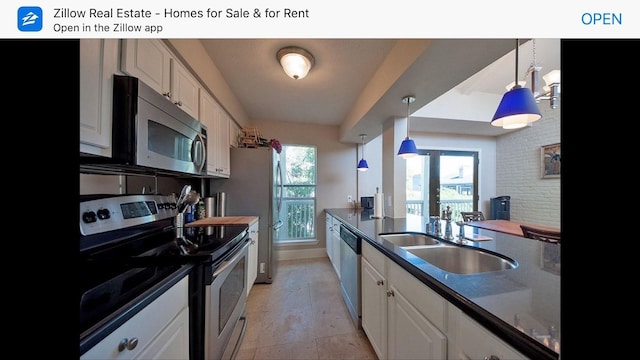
[276, 161, 283, 212]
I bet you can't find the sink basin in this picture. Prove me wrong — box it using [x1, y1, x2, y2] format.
[379, 233, 440, 247]
[405, 245, 518, 274]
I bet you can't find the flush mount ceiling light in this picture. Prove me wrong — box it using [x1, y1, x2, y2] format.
[276, 46, 315, 80]
[357, 134, 369, 172]
[491, 39, 542, 130]
[398, 95, 418, 159]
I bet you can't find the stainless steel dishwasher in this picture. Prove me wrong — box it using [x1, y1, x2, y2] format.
[339, 224, 361, 329]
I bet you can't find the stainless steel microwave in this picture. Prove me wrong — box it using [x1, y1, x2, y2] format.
[81, 75, 207, 177]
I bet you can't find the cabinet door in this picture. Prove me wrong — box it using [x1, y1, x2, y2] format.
[133, 307, 189, 360]
[361, 257, 387, 359]
[81, 276, 189, 360]
[330, 220, 341, 278]
[216, 109, 231, 176]
[80, 39, 119, 157]
[200, 91, 230, 178]
[387, 284, 447, 360]
[325, 214, 333, 260]
[247, 221, 259, 295]
[121, 39, 171, 97]
[448, 306, 526, 360]
[170, 58, 200, 120]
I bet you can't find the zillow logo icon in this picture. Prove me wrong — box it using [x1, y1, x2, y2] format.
[18, 6, 43, 32]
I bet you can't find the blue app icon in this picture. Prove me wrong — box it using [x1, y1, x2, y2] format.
[18, 6, 43, 32]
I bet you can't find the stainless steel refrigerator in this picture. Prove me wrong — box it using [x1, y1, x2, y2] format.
[212, 147, 282, 283]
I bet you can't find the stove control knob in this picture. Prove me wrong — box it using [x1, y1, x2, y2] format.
[82, 211, 97, 223]
[97, 208, 110, 220]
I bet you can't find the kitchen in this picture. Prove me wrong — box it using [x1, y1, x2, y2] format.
[79, 38, 560, 359]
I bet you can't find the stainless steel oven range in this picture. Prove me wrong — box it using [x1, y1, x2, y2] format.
[79, 194, 250, 360]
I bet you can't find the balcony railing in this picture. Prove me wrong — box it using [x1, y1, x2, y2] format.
[279, 198, 315, 240]
[406, 199, 474, 220]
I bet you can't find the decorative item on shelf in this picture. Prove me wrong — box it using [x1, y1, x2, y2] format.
[276, 46, 315, 80]
[398, 95, 418, 158]
[240, 127, 262, 148]
[269, 139, 282, 154]
[357, 134, 368, 171]
[491, 39, 542, 130]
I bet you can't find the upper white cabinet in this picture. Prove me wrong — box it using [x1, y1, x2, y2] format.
[80, 39, 120, 157]
[199, 90, 230, 177]
[121, 39, 200, 120]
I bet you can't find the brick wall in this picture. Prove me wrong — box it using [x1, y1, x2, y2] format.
[495, 96, 561, 228]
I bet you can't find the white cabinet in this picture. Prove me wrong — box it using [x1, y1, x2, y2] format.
[80, 39, 120, 157]
[247, 220, 259, 295]
[81, 276, 190, 360]
[361, 256, 387, 359]
[448, 306, 526, 360]
[325, 213, 333, 260]
[199, 90, 230, 177]
[121, 39, 200, 120]
[361, 240, 447, 360]
[330, 216, 341, 278]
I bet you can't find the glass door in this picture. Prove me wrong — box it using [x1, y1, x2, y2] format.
[406, 150, 479, 220]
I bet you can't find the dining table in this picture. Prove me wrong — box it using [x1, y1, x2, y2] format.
[464, 219, 560, 237]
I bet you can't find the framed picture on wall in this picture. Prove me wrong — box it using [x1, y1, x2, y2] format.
[541, 143, 561, 179]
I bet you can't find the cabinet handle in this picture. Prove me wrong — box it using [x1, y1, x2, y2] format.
[162, 91, 171, 98]
[127, 337, 139, 351]
[118, 338, 128, 352]
[117, 337, 139, 352]
[484, 356, 500, 360]
[174, 100, 183, 106]
[386, 290, 394, 297]
[376, 280, 384, 286]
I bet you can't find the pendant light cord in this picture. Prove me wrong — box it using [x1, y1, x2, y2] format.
[514, 39, 519, 87]
[406, 99, 411, 138]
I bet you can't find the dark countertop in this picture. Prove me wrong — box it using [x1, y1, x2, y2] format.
[326, 208, 560, 360]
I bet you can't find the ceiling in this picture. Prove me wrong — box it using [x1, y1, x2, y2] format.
[199, 39, 560, 144]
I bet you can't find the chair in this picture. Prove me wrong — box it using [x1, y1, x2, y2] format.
[460, 211, 485, 222]
[520, 225, 561, 244]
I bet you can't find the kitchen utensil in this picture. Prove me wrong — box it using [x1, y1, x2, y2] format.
[176, 185, 191, 213]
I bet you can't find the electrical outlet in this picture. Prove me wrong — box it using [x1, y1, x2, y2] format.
[260, 262, 265, 273]
[347, 195, 352, 203]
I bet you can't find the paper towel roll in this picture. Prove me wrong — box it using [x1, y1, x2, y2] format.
[373, 193, 384, 218]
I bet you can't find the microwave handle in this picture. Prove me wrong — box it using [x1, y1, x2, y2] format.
[192, 133, 206, 172]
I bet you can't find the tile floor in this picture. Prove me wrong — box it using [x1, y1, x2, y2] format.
[236, 257, 377, 360]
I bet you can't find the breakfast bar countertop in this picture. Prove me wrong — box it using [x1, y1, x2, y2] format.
[325, 208, 560, 360]
[465, 219, 560, 237]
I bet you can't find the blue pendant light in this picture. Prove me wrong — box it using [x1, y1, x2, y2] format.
[491, 39, 542, 129]
[398, 95, 418, 158]
[357, 134, 369, 171]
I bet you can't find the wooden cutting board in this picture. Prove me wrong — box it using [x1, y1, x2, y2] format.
[185, 216, 259, 227]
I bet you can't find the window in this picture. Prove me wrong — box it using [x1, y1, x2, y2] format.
[277, 145, 316, 242]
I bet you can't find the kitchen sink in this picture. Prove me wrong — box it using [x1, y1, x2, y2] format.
[379, 233, 440, 247]
[404, 245, 518, 274]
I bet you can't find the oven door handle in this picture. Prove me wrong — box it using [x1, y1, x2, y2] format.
[212, 240, 249, 277]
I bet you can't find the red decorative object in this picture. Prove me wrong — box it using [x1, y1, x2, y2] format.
[270, 139, 282, 154]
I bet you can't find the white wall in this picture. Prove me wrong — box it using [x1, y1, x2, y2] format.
[495, 97, 561, 228]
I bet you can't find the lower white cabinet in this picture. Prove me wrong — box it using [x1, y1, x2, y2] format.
[330, 216, 341, 279]
[247, 220, 259, 295]
[81, 276, 189, 360]
[447, 306, 526, 360]
[325, 213, 333, 261]
[361, 241, 447, 360]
